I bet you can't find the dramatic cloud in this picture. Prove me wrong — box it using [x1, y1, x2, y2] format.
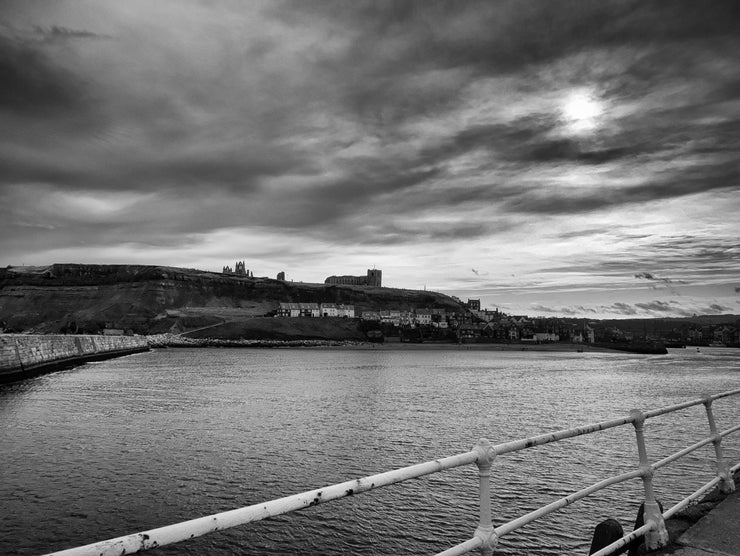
[1, 0, 739, 318]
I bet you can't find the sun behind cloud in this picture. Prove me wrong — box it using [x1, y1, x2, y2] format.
[561, 89, 604, 134]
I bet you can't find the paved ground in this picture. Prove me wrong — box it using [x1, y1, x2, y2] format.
[667, 487, 740, 555]
[652, 478, 739, 556]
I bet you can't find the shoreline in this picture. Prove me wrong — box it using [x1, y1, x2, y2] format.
[147, 334, 621, 353]
[346, 342, 617, 352]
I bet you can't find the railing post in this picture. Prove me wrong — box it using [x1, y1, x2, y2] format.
[630, 410, 669, 551]
[701, 394, 736, 493]
[473, 438, 498, 556]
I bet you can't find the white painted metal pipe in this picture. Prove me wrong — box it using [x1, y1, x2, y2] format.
[472, 439, 497, 556]
[642, 389, 740, 420]
[588, 522, 653, 556]
[44, 451, 479, 556]
[643, 397, 705, 419]
[434, 536, 482, 556]
[652, 435, 716, 470]
[630, 409, 669, 550]
[494, 469, 643, 537]
[711, 388, 740, 401]
[703, 393, 736, 493]
[492, 415, 635, 456]
[663, 476, 722, 520]
[42, 388, 740, 556]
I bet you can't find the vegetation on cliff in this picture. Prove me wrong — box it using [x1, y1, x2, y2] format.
[0, 264, 466, 337]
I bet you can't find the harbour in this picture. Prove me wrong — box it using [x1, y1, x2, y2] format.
[1, 346, 738, 555]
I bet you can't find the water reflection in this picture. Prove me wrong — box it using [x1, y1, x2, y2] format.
[0, 347, 738, 555]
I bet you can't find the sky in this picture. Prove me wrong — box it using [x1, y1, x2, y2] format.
[1, 0, 739, 319]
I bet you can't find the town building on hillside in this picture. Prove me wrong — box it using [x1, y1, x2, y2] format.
[301, 303, 320, 317]
[337, 304, 355, 318]
[277, 302, 319, 317]
[321, 303, 338, 317]
[415, 309, 432, 326]
[467, 299, 481, 310]
[472, 308, 500, 322]
[278, 303, 301, 317]
[277, 271, 285, 281]
[532, 332, 560, 342]
[278, 302, 353, 318]
[325, 268, 382, 287]
[400, 311, 415, 326]
[380, 310, 401, 326]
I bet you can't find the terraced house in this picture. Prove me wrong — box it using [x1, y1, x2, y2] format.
[277, 303, 354, 318]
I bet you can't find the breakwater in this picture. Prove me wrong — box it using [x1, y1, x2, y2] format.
[0, 334, 150, 383]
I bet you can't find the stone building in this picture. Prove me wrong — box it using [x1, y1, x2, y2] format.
[325, 268, 382, 287]
[223, 261, 253, 277]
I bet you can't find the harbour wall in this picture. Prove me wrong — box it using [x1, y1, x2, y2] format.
[0, 334, 150, 383]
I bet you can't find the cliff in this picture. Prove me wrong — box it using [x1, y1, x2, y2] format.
[0, 264, 466, 337]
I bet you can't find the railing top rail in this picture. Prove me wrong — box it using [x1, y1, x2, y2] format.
[491, 388, 740, 456]
[493, 414, 634, 455]
[43, 388, 740, 556]
[46, 450, 480, 556]
[642, 388, 740, 419]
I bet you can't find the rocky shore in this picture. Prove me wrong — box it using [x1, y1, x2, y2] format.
[146, 334, 620, 352]
[146, 333, 367, 349]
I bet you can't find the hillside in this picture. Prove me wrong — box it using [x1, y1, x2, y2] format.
[0, 264, 466, 336]
[592, 316, 740, 337]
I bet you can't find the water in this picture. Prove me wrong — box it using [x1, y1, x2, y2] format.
[1, 346, 738, 555]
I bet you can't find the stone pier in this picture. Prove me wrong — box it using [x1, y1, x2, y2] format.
[0, 334, 150, 383]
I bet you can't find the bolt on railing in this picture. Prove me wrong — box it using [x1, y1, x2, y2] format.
[43, 388, 740, 556]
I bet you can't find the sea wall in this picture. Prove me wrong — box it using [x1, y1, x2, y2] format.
[0, 334, 150, 383]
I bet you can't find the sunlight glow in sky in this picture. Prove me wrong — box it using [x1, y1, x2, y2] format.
[561, 90, 604, 134]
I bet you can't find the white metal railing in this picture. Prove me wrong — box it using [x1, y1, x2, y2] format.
[44, 389, 740, 556]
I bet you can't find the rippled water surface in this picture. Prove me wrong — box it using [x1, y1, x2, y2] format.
[1, 346, 739, 555]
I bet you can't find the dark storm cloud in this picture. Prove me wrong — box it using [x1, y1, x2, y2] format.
[634, 272, 686, 285]
[530, 304, 581, 316]
[0, 32, 87, 114]
[1, 0, 739, 295]
[536, 238, 739, 291]
[34, 25, 111, 41]
[498, 158, 740, 217]
[5, 1, 740, 203]
[608, 303, 638, 316]
[539, 302, 639, 317]
[534, 299, 735, 318]
[281, 0, 740, 136]
[635, 300, 676, 313]
[285, 0, 740, 80]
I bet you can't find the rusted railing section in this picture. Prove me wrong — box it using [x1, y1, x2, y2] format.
[44, 388, 740, 556]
